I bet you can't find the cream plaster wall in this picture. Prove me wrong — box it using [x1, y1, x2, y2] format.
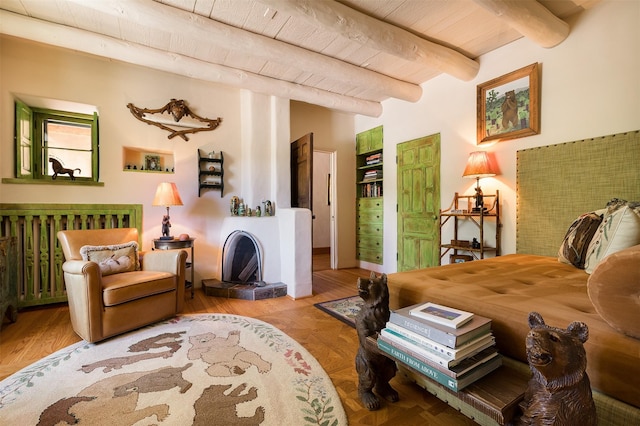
[0, 36, 293, 286]
[355, 0, 640, 272]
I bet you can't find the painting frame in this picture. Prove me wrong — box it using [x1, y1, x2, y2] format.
[144, 154, 161, 171]
[477, 63, 540, 144]
[450, 254, 474, 264]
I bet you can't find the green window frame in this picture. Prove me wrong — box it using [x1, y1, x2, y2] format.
[14, 100, 100, 183]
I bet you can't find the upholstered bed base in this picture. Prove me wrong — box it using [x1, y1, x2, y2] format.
[387, 252, 640, 424]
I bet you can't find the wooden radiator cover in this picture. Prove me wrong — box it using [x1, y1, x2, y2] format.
[0, 204, 142, 308]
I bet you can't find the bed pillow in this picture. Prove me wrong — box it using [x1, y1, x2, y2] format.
[584, 199, 640, 274]
[588, 243, 640, 339]
[558, 211, 603, 269]
[80, 241, 139, 276]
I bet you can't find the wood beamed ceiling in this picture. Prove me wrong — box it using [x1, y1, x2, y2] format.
[0, 0, 598, 116]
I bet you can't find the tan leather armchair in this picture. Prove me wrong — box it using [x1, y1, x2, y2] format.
[57, 228, 187, 343]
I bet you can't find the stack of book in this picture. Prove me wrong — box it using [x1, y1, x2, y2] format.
[363, 169, 383, 181]
[377, 302, 501, 392]
[361, 182, 382, 197]
[365, 153, 381, 165]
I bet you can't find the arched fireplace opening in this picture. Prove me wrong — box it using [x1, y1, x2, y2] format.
[221, 230, 263, 285]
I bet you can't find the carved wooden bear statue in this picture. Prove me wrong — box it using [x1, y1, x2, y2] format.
[519, 312, 596, 425]
[355, 271, 399, 410]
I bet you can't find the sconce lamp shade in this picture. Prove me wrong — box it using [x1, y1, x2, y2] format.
[152, 182, 183, 207]
[462, 151, 498, 179]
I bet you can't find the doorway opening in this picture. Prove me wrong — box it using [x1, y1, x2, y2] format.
[312, 150, 337, 271]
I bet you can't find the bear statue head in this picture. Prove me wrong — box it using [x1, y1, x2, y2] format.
[357, 271, 389, 308]
[526, 311, 589, 390]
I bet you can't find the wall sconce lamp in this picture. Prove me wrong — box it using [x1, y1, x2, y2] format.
[152, 182, 183, 240]
[462, 151, 498, 212]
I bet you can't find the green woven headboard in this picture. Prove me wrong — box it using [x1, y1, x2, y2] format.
[517, 130, 640, 256]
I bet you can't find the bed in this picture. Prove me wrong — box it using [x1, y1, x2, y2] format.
[387, 130, 640, 424]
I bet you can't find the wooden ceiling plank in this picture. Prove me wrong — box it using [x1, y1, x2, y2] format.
[192, 0, 215, 17]
[472, 0, 569, 48]
[63, 0, 421, 102]
[240, 1, 290, 38]
[0, 10, 381, 116]
[339, 0, 405, 20]
[258, 0, 480, 81]
[209, 0, 254, 27]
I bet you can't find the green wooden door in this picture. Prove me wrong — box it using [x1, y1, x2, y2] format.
[397, 134, 440, 272]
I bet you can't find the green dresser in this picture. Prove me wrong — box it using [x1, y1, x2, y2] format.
[356, 126, 383, 265]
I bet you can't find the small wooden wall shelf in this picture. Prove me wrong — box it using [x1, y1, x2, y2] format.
[198, 149, 224, 197]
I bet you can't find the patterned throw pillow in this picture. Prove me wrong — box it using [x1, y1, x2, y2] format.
[558, 211, 603, 269]
[80, 241, 139, 276]
[584, 199, 640, 274]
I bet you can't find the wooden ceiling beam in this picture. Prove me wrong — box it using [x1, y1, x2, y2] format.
[65, 0, 421, 103]
[473, 0, 569, 48]
[258, 0, 480, 81]
[0, 11, 382, 117]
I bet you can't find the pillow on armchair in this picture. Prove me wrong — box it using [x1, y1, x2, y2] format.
[80, 241, 139, 276]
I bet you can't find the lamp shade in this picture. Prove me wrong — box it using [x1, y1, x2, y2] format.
[152, 182, 183, 207]
[462, 151, 498, 179]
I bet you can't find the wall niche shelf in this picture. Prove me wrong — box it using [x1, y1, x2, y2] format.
[123, 147, 174, 173]
[198, 149, 224, 197]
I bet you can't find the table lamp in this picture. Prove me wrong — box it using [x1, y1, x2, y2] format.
[462, 151, 498, 212]
[152, 182, 183, 240]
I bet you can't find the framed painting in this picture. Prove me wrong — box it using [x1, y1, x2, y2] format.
[450, 254, 474, 263]
[144, 154, 161, 171]
[477, 63, 540, 144]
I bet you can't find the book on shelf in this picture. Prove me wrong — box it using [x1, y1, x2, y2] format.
[390, 304, 492, 348]
[385, 322, 494, 360]
[365, 153, 381, 161]
[377, 338, 502, 392]
[409, 302, 474, 329]
[361, 182, 382, 198]
[380, 328, 495, 368]
[379, 334, 500, 378]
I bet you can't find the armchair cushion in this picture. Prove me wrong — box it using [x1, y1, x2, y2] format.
[80, 242, 139, 276]
[102, 271, 176, 306]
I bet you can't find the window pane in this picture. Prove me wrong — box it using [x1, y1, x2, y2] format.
[21, 146, 31, 174]
[46, 120, 92, 150]
[47, 149, 92, 179]
[45, 119, 93, 179]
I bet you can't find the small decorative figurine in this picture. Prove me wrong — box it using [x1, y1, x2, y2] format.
[161, 214, 171, 239]
[230, 196, 239, 216]
[263, 200, 273, 216]
[49, 158, 81, 180]
[472, 238, 481, 249]
[255, 206, 261, 217]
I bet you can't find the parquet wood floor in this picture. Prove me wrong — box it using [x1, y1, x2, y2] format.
[0, 258, 476, 425]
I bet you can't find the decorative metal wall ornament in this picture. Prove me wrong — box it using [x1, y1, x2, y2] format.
[126, 99, 222, 141]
